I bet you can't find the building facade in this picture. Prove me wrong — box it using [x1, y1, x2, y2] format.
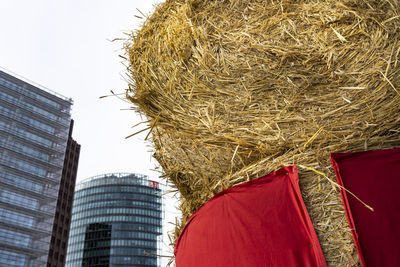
[47, 120, 81, 267]
[66, 173, 163, 267]
[0, 69, 73, 266]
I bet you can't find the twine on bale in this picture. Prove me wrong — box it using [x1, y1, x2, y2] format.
[123, 0, 400, 265]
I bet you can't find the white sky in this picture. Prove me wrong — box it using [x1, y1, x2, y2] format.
[0, 0, 179, 264]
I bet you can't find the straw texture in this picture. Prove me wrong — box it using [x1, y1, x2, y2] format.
[124, 0, 400, 265]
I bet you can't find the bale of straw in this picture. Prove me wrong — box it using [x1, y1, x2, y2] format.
[124, 0, 400, 265]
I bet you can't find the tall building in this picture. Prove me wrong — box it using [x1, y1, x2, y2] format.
[66, 173, 163, 267]
[0, 69, 73, 266]
[47, 120, 81, 267]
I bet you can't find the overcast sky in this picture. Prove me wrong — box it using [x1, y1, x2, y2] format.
[0, 0, 178, 263]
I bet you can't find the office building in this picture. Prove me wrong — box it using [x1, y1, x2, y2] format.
[0, 69, 73, 266]
[66, 173, 163, 267]
[47, 120, 81, 267]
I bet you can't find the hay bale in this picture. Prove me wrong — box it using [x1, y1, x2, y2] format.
[124, 0, 400, 265]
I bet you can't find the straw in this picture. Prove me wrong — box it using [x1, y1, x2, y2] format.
[123, 0, 400, 265]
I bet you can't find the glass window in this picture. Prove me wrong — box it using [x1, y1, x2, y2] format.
[0, 228, 31, 247]
[14, 127, 52, 147]
[1, 173, 42, 193]
[0, 189, 39, 210]
[0, 103, 55, 134]
[0, 138, 50, 161]
[0, 208, 35, 228]
[0, 249, 27, 266]
[6, 155, 47, 176]
[0, 77, 61, 110]
[0, 90, 18, 104]
[22, 115, 55, 134]
[23, 101, 58, 121]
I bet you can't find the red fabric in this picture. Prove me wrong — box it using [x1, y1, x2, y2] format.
[331, 148, 400, 267]
[174, 165, 326, 267]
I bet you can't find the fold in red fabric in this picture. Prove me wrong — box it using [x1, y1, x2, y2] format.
[174, 165, 326, 267]
[331, 148, 400, 267]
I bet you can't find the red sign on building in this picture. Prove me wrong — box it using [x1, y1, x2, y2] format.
[148, 180, 159, 189]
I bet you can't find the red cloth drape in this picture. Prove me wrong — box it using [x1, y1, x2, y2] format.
[331, 148, 400, 267]
[174, 165, 326, 267]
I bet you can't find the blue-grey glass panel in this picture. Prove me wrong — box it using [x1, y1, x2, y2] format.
[0, 249, 27, 266]
[0, 172, 43, 194]
[0, 189, 39, 210]
[0, 228, 31, 247]
[0, 208, 35, 228]
[0, 77, 61, 109]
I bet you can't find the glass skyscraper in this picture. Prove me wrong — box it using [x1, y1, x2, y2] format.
[66, 173, 163, 267]
[0, 69, 73, 266]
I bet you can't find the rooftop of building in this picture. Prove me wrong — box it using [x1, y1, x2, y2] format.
[0, 66, 73, 104]
[75, 173, 163, 192]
